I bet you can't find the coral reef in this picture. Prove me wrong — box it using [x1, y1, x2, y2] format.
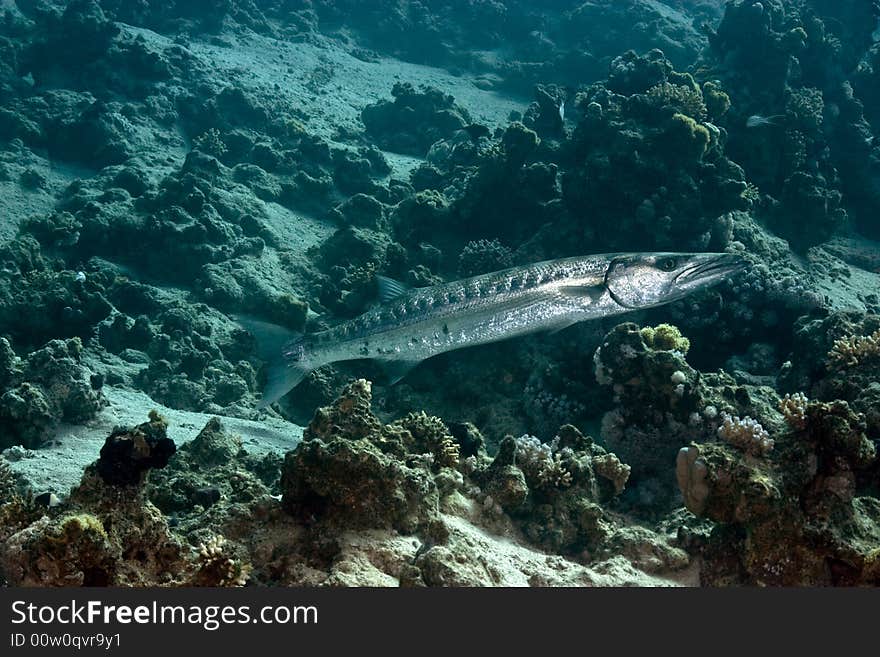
[594, 321, 788, 511]
[1, 383, 692, 587]
[699, 0, 880, 243]
[677, 397, 878, 585]
[0, 0, 878, 589]
[779, 312, 880, 440]
[1, 410, 187, 585]
[475, 426, 633, 556]
[562, 50, 749, 253]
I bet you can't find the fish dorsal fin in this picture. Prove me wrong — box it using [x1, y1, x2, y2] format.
[382, 359, 421, 385]
[376, 275, 411, 303]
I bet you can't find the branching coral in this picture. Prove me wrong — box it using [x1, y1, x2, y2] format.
[827, 328, 880, 369]
[717, 413, 774, 456]
[512, 435, 573, 489]
[779, 392, 808, 430]
[191, 535, 250, 587]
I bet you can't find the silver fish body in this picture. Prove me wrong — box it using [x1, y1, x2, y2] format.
[242, 251, 746, 408]
[312, 256, 613, 366]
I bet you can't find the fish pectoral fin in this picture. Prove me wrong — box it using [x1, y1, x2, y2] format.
[233, 314, 311, 409]
[558, 284, 607, 302]
[259, 360, 311, 409]
[376, 275, 411, 303]
[381, 359, 421, 385]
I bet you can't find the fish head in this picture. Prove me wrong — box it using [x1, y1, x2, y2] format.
[605, 252, 747, 309]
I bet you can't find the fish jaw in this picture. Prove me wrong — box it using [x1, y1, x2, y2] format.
[672, 252, 748, 296]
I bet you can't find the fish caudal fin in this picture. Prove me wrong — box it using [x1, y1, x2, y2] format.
[234, 315, 312, 409]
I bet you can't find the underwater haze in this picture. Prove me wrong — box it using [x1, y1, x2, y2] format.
[1, 0, 879, 587]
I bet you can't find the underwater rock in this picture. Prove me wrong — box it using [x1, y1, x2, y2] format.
[0, 462, 254, 586]
[522, 84, 566, 140]
[0, 237, 115, 348]
[778, 311, 880, 443]
[147, 416, 279, 534]
[281, 380, 442, 534]
[96, 410, 176, 486]
[0, 0, 876, 589]
[699, 0, 880, 245]
[361, 82, 471, 156]
[562, 51, 748, 252]
[0, 337, 105, 450]
[474, 425, 632, 556]
[1, 461, 186, 586]
[328, 192, 387, 229]
[457, 238, 514, 277]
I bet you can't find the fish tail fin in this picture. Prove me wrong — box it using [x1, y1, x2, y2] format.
[234, 315, 313, 409]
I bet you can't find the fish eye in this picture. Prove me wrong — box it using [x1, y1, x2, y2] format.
[658, 257, 677, 272]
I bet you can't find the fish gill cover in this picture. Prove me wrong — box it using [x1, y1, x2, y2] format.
[0, 0, 878, 587]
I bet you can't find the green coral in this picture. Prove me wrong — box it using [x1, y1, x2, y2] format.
[646, 81, 707, 121]
[639, 323, 691, 354]
[192, 128, 227, 158]
[702, 81, 731, 120]
[662, 113, 710, 162]
[58, 514, 108, 542]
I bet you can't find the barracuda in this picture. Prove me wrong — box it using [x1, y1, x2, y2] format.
[240, 251, 747, 408]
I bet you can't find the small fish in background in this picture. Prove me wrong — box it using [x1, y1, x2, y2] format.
[746, 114, 784, 128]
[558, 99, 565, 123]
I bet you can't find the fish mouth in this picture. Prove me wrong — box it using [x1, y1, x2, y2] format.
[675, 253, 748, 288]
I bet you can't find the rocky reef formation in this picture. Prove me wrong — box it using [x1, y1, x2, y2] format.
[677, 396, 878, 585]
[1, 0, 879, 588]
[1, 383, 693, 587]
[1, 412, 187, 586]
[698, 0, 880, 244]
[594, 321, 785, 509]
[361, 83, 472, 157]
[0, 337, 104, 450]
